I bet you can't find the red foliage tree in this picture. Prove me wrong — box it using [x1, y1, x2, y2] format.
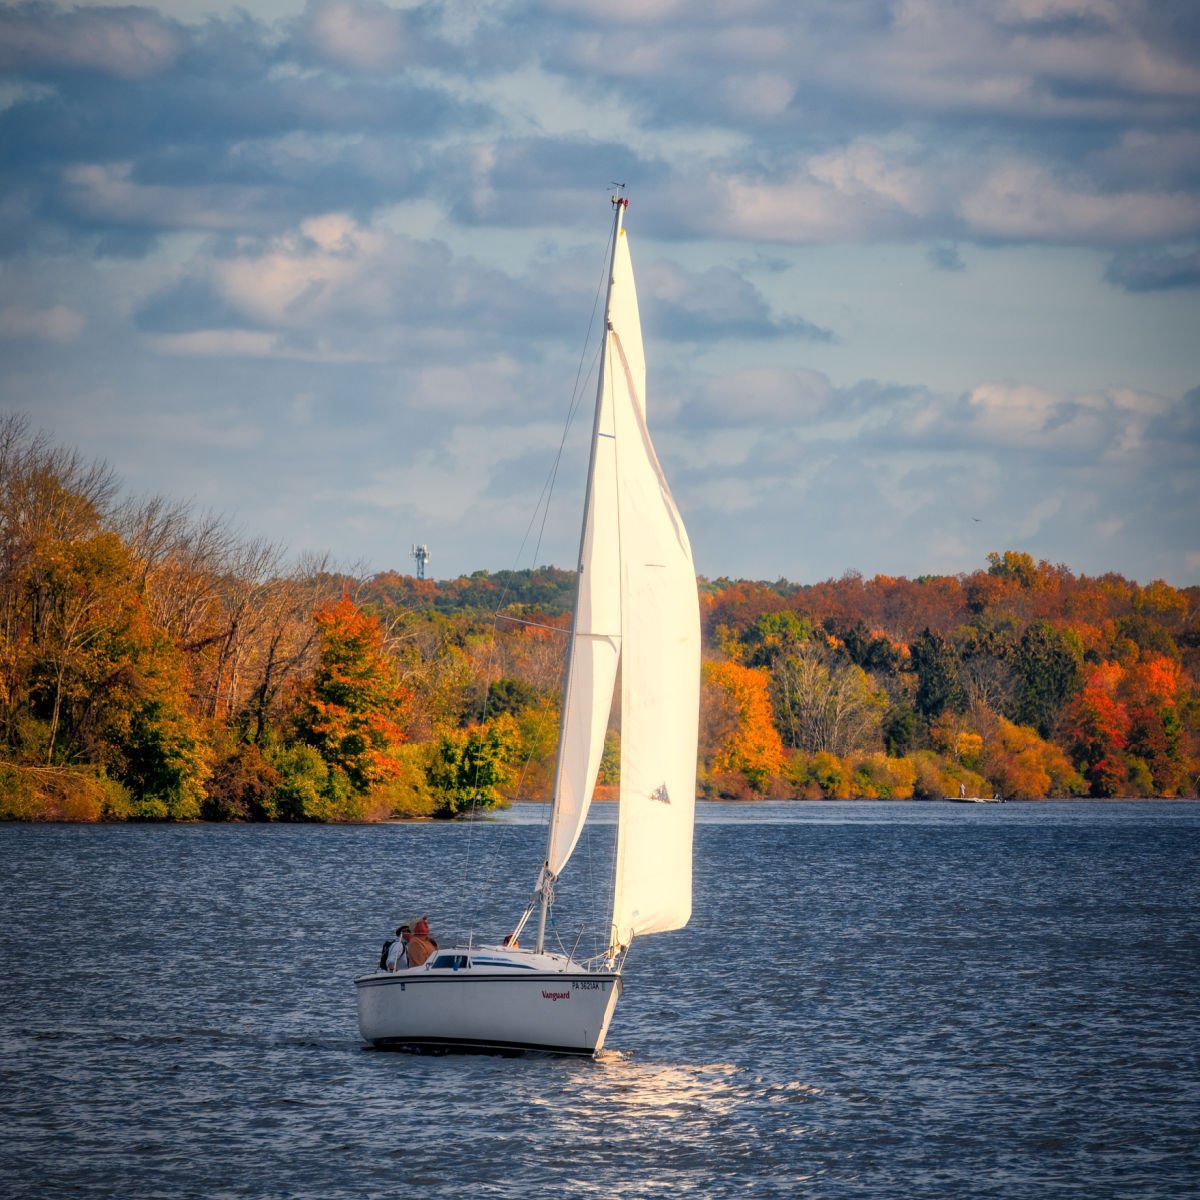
[1062, 667, 1132, 797]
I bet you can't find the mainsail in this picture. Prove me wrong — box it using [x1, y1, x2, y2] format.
[540, 200, 700, 953]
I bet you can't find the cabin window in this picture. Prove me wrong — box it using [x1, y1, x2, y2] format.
[432, 954, 469, 971]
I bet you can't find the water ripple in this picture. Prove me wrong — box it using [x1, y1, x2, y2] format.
[1, 802, 1198, 1198]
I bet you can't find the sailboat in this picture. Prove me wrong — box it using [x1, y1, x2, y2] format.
[355, 196, 701, 1056]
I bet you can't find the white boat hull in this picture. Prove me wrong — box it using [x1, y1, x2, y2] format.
[356, 948, 621, 1055]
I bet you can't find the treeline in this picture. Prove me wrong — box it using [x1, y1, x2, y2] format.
[0, 416, 1196, 821]
[698, 558, 1196, 801]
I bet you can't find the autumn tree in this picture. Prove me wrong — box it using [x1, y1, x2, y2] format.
[391, 612, 480, 740]
[1062, 667, 1131, 797]
[294, 596, 410, 802]
[979, 714, 1083, 799]
[987, 550, 1038, 589]
[114, 643, 210, 820]
[702, 660, 785, 794]
[1120, 655, 1185, 795]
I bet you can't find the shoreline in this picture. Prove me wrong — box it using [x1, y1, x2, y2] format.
[1, 794, 1194, 829]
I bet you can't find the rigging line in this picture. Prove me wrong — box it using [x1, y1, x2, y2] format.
[492, 223, 613, 616]
[528, 231, 614, 573]
[494, 614, 570, 634]
[475, 231, 611, 839]
[455, 224, 614, 927]
[522, 233, 611, 852]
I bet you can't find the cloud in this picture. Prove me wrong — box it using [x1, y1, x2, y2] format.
[144, 331, 296, 357]
[682, 367, 834, 428]
[1093, 130, 1200, 192]
[666, 376, 1198, 583]
[0, 303, 84, 342]
[643, 260, 832, 342]
[1104, 246, 1200, 292]
[406, 356, 533, 419]
[0, 13, 488, 252]
[673, 146, 1200, 247]
[62, 161, 278, 234]
[961, 163, 1200, 244]
[0, 4, 183, 80]
[856, 381, 1197, 472]
[708, 157, 929, 243]
[4, 0, 1198, 260]
[134, 215, 453, 356]
[540, 0, 690, 20]
[959, 383, 1113, 454]
[129, 210, 816, 375]
[438, 136, 661, 229]
[2, 0, 1198, 587]
[297, 0, 411, 73]
[535, 0, 1200, 131]
[927, 243, 965, 271]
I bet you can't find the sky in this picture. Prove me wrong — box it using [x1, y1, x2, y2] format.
[2, 0, 1198, 587]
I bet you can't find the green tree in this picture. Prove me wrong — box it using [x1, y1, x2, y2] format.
[911, 629, 964, 720]
[427, 712, 521, 818]
[120, 692, 209, 820]
[883, 700, 917, 756]
[270, 742, 353, 821]
[739, 610, 813, 668]
[485, 676, 540, 718]
[1011, 621, 1080, 737]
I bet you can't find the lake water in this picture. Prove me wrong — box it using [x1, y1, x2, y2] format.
[2, 801, 1198, 1199]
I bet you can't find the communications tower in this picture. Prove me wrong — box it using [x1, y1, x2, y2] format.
[411, 543, 430, 581]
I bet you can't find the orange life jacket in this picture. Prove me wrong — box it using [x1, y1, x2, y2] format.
[406, 935, 435, 968]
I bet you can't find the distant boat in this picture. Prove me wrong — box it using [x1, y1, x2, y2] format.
[355, 197, 701, 1056]
[945, 794, 1003, 804]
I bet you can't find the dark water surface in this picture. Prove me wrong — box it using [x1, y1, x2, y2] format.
[2, 801, 1197, 1199]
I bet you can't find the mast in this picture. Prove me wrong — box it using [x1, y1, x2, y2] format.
[534, 194, 628, 954]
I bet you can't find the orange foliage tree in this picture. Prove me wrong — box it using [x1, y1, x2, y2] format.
[702, 660, 785, 794]
[981, 716, 1083, 799]
[296, 596, 410, 794]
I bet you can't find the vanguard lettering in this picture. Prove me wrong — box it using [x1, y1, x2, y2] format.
[542, 990, 571, 1001]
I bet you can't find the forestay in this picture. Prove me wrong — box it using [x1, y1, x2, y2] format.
[542, 247, 623, 880]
